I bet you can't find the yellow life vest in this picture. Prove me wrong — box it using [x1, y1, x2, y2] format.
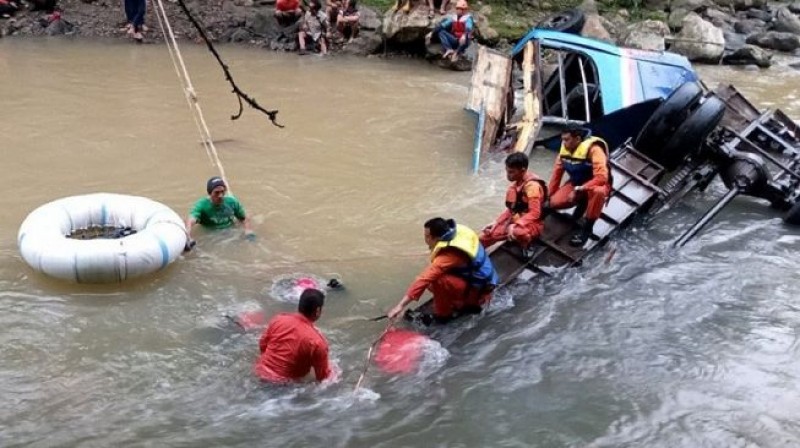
[430, 224, 479, 262]
[558, 136, 609, 186]
[429, 223, 499, 289]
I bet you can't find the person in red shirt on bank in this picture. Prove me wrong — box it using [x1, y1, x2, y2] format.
[387, 217, 498, 324]
[253, 288, 335, 383]
[274, 0, 302, 27]
[479, 152, 547, 254]
[425, 0, 474, 63]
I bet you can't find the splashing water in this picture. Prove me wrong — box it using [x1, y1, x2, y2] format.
[374, 329, 450, 375]
[268, 273, 330, 303]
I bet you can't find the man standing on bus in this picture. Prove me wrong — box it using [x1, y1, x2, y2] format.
[548, 125, 612, 247]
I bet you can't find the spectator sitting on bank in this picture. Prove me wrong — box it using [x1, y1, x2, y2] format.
[326, 0, 340, 30]
[425, 0, 473, 63]
[275, 0, 302, 27]
[426, 0, 448, 18]
[298, 0, 329, 56]
[0, 0, 20, 18]
[336, 0, 359, 43]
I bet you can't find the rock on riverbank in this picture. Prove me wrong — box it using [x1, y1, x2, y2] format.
[3, 0, 800, 68]
[0, 0, 386, 55]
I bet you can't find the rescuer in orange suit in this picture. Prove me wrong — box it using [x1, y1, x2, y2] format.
[548, 124, 612, 247]
[479, 152, 547, 253]
[388, 217, 499, 324]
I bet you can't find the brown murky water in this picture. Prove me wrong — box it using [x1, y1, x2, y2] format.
[3, 37, 800, 447]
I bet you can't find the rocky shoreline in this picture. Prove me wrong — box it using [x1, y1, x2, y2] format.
[2, 0, 800, 69]
[580, 0, 800, 68]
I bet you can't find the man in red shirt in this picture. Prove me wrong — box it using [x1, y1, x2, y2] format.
[253, 289, 335, 383]
[274, 0, 302, 27]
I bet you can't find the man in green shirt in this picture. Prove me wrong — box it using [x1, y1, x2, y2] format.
[185, 177, 254, 249]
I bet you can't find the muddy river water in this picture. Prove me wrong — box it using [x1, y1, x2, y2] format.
[2, 38, 800, 447]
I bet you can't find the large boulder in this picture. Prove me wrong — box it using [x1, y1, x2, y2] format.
[226, 26, 253, 42]
[773, 6, 800, 35]
[247, 11, 280, 38]
[742, 7, 772, 22]
[722, 43, 772, 66]
[669, 8, 690, 30]
[222, 1, 249, 24]
[723, 30, 747, 50]
[45, 18, 73, 36]
[711, 0, 766, 10]
[670, 12, 725, 61]
[746, 30, 800, 52]
[602, 12, 627, 38]
[621, 20, 671, 51]
[599, 15, 622, 42]
[672, 0, 712, 12]
[342, 33, 384, 55]
[383, 7, 431, 44]
[703, 7, 734, 28]
[473, 11, 499, 44]
[267, 20, 301, 51]
[703, 14, 734, 32]
[359, 6, 382, 31]
[580, 13, 612, 43]
[733, 17, 767, 35]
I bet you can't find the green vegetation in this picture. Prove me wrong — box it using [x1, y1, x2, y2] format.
[482, 2, 540, 41]
[361, 0, 397, 12]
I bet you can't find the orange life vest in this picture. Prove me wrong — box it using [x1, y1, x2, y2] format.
[505, 173, 547, 217]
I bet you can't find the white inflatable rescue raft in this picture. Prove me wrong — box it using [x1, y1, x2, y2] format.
[17, 193, 188, 283]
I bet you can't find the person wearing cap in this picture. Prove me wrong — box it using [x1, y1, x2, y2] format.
[254, 288, 337, 383]
[387, 217, 498, 324]
[425, 0, 474, 63]
[548, 125, 612, 247]
[480, 152, 547, 253]
[185, 177, 254, 247]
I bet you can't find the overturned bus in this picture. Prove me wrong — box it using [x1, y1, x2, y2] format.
[462, 29, 800, 286]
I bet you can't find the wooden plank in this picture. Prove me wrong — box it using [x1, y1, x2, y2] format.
[513, 41, 542, 153]
[466, 46, 511, 113]
[466, 45, 512, 154]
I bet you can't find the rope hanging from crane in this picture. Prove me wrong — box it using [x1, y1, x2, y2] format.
[174, 0, 284, 128]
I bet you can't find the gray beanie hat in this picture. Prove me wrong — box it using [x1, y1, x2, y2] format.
[206, 176, 226, 194]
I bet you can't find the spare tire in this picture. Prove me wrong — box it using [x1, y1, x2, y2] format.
[635, 82, 703, 153]
[535, 9, 585, 34]
[656, 96, 726, 170]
